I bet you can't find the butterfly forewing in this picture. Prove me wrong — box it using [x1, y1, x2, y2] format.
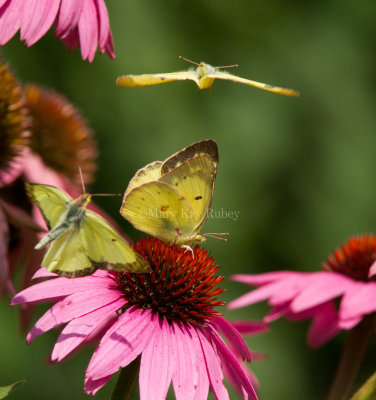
[81, 210, 150, 272]
[125, 161, 163, 197]
[26, 183, 72, 229]
[117, 71, 199, 87]
[121, 180, 196, 243]
[159, 155, 215, 232]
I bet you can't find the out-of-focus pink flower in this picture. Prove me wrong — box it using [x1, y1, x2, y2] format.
[12, 238, 259, 400]
[0, 0, 115, 62]
[229, 235, 376, 348]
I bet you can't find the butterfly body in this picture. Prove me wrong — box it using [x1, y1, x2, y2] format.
[117, 60, 299, 97]
[27, 183, 150, 277]
[120, 140, 219, 245]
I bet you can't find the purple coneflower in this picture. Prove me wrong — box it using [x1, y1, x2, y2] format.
[0, 0, 114, 62]
[229, 234, 376, 400]
[12, 238, 259, 400]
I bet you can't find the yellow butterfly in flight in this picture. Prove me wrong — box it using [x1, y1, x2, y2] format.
[26, 183, 150, 277]
[117, 56, 299, 97]
[120, 139, 227, 246]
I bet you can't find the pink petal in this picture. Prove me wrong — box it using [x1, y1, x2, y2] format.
[103, 29, 115, 58]
[0, 207, 10, 294]
[171, 323, 199, 400]
[0, 0, 22, 45]
[0, 0, 8, 8]
[0, 157, 24, 187]
[213, 317, 252, 361]
[209, 328, 258, 400]
[228, 275, 302, 310]
[20, 0, 60, 46]
[306, 302, 340, 348]
[369, 261, 376, 278]
[60, 25, 79, 50]
[190, 327, 210, 400]
[338, 315, 362, 330]
[85, 375, 114, 395]
[51, 297, 125, 362]
[78, 0, 98, 62]
[197, 328, 229, 400]
[26, 288, 122, 342]
[230, 320, 269, 336]
[86, 307, 156, 380]
[11, 270, 114, 304]
[140, 319, 174, 400]
[264, 303, 290, 322]
[94, 0, 110, 50]
[31, 267, 58, 280]
[231, 271, 296, 286]
[55, 0, 83, 38]
[340, 281, 376, 320]
[290, 272, 352, 313]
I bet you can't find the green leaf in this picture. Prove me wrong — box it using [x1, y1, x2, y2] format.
[0, 380, 26, 399]
[350, 372, 376, 400]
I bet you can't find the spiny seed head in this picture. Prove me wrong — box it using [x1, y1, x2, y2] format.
[322, 234, 376, 282]
[0, 62, 31, 179]
[114, 237, 225, 326]
[25, 84, 97, 186]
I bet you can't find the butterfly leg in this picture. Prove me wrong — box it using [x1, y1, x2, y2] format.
[181, 244, 194, 259]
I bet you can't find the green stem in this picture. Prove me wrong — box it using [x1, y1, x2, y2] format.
[111, 356, 140, 400]
[326, 315, 375, 400]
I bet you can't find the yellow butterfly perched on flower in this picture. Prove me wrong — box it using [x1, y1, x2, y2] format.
[26, 183, 150, 277]
[117, 56, 299, 97]
[120, 139, 228, 247]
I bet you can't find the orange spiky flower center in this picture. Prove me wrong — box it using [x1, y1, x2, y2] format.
[24, 84, 97, 185]
[322, 235, 376, 282]
[114, 237, 225, 325]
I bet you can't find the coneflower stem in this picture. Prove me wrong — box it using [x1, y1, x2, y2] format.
[111, 356, 140, 400]
[326, 315, 375, 400]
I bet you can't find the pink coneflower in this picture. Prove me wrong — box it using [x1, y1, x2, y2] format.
[0, 0, 115, 62]
[12, 238, 259, 400]
[229, 234, 376, 400]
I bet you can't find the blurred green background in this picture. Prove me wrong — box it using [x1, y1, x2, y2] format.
[1, 0, 376, 398]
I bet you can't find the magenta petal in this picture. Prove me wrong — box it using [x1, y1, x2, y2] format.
[209, 328, 258, 400]
[140, 319, 174, 400]
[231, 271, 296, 286]
[0, 207, 10, 294]
[55, 0, 83, 37]
[291, 272, 352, 312]
[338, 315, 362, 330]
[26, 288, 122, 343]
[213, 317, 252, 362]
[94, 0, 110, 49]
[190, 327, 210, 400]
[85, 375, 114, 395]
[340, 282, 376, 320]
[171, 324, 199, 400]
[31, 267, 58, 280]
[78, 0, 98, 62]
[306, 302, 340, 348]
[230, 320, 269, 336]
[20, 0, 60, 46]
[103, 28, 115, 58]
[51, 297, 125, 362]
[0, 0, 8, 8]
[0, 0, 22, 45]
[11, 271, 114, 304]
[86, 307, 156, 380]
[264, 303, 290, 322]
[197, 328, 230, 400]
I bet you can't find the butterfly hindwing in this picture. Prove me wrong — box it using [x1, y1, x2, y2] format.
[125, 161, 163, 197]
[121, 180, 196, 243]
[81, 210, 150, 272]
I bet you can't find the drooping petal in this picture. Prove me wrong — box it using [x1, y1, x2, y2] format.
[213, 317, 252, 361]
[197, 328, 230, 400]
[190, 327, 210, 400]
[55, 0, 83, 38]
[77, 0, 98, 62]
[171, 323, 199, 400]
[85, 375, 114, 396]
[11, 270, 114, 304]
[51, 297, 125, 362]
[140, 318, 174, 400]
[230, 320, 269, 336]
[369, 260, 376, 278]
[306, 302, 340, 348]
[20, 0, 60, 46]
[264, 303, 290, 322]
[0, 0, 23, 45]
[291, 272, 353, 312]
[0, 207, 10, 294]
[231, 271, 296, 286]
[339, 281, 376, 321]
[209, 328, 258, 400]
[94, 0, 109, 50]
[26, 288, 122, 342]
[86, 307, 156, 380]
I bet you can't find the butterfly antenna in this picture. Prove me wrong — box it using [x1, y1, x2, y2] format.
[78, 166, 86, 194]
[179, 56, 200, 66]
[203, 233, 229, 242]
[215, 64, 239, 69]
